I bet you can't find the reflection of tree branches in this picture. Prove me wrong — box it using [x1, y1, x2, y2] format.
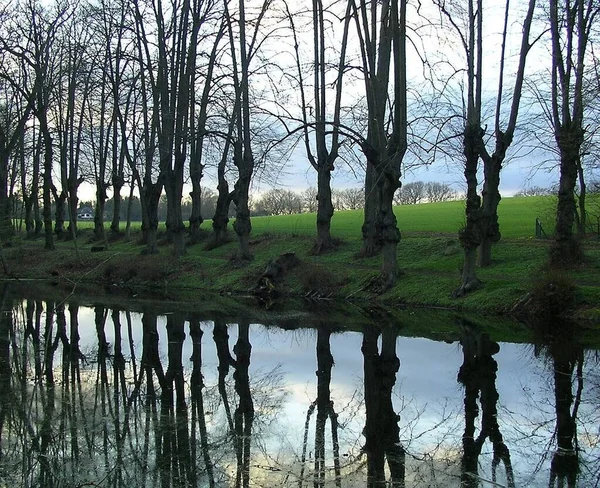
[299, 324, 342, 487]
[546, 336, 583, 488]
[213, 318, 236, 433]
[189, 315, 216, 488]
[361, 324, 406, 487]
[458, 321, 514, 488]
[233, 320, 254, 488]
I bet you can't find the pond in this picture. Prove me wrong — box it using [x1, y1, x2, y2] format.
[0, 284, 598, 487]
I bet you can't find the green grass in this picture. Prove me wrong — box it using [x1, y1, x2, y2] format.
[238, 195, 560, 239]
[6, 195, 600, 324]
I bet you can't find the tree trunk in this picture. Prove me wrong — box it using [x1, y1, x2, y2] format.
[454, 126, 482, 298]
[0, 158, 13, 240]
[52, 188, 67, 240]
[125, 180, 135, 239]
[66, 177, 80, 238]
[314, 167, 334, 253]
[576, 157, 586, 237]
[23, 192, 34, 237]
[141, 182, 161, 255]
[212, 151, 231, 247]
[232, 169, 252, 261]
[361, 165, 379, 257]
[552, 130, 581, 265]
[40, 116, 54, 251]
[479, 155, 502, 267]
[212, 181, 230, 247]
[94, 183, 108, 243]
[378, 171, 401, 288]
[111, 172, 124, 237]
[188, 158, 204, 243]
[165, 175, 187, 257]
[32, 141, 42, 237]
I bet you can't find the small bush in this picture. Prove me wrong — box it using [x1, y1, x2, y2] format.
[528, 267, 576, 319]
[296, 263, 340, 297]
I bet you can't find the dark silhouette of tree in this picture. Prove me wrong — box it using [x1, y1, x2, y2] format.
[361, 323, 405, 487]
[354, 0, 408, 289]
[457, 322, 514, 488]
[548, 0, 600, 264]
[285, 0, 352, 253]
[233, 320, 254, 487]
[299, 324, 342, 487]
[189, 316, 216, 487]
[533, 324, 584, 488]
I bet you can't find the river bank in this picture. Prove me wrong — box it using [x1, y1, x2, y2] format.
[2, 229, 600, 324]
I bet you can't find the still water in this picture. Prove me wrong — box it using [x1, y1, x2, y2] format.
[0, 287, 598, 487]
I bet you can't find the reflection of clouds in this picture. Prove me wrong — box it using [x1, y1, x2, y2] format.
[10, 302, 600, 487]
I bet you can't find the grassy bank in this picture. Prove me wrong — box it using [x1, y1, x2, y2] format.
[5, 197, 600, 321]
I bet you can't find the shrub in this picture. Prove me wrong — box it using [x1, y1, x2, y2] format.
[528, 267, 576, 320]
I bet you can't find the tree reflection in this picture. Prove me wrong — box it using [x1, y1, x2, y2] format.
[457, 321, 514, 488]
[300, 324, 342, 487]
[534, 325, 584, 488]
[3, 293, 598, 486]
[361, 324, 405, 487]
[233, 319, 254, 488]
[0, 284, 10, 460]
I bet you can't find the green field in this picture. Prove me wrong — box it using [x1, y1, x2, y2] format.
[246, 196, 560, 239]
[70, 195, 569, 240]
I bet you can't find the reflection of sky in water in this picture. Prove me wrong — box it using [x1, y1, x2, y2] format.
[30, 305, 600, 486]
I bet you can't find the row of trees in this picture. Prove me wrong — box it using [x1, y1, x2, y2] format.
[253, 181, 458, 216]
[1, 0, 599, 293]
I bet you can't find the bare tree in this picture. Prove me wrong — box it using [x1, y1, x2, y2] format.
[301, 186, 318, 213]
[225, 0, 273, 260]
[426, 181, 457, 202]
[54, 5, 95, 243]
[352, 0, 408, 287]
[0, 59, 32, 241]
[188, 19, 226, 243]
[548, 0, 600, 264]
[253, 188, 302, 215]
[285, 0, 352, 253]
[431, 0, 485, 297]
[336, 187, 364, 210]
[477, 0, 537, 267]
[393, 181, 426, 205]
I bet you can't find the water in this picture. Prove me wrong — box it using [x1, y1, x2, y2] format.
[0, 285, 598, 487]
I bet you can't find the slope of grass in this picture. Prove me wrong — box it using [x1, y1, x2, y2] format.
[5, 196, 600, 323]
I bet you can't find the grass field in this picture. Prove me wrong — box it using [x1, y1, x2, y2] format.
[246, 196, 561, 239]
[68, 195, 562, 239]
[8, 195, 600, 322]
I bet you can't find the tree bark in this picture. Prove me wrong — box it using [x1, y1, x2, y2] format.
[360, 159, 380, 257]
[94, 182, 109, 243]
[52, 187, 67, 240]
[315, 167, 334, 253]
[454, 126, 482, 298]
[141, 182, 161, 255]
[552, 128, 581, 265]
[111, 171, 125, 236]
[479, 154, 502, 267]
[188, 171, 204, 243]
[212, 178, 231, 247]
[232, 163, 253, 261]
[39, 111, 55, 251]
